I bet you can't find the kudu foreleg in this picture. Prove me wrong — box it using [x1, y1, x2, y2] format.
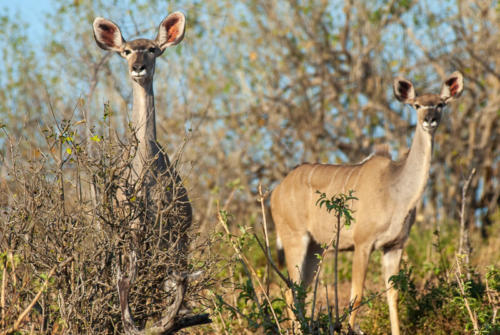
[382, 247, 403, 335]
[348, 244, 372, 331]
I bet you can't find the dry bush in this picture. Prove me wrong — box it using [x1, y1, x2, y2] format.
[0, 112, 212, 334]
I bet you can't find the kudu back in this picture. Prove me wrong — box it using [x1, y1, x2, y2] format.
[270, 72, 464, 334]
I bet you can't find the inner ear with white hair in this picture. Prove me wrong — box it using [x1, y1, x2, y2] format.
[393, 77, 416, 104]
[440, 71, 464, 103]
[93, 17, 125, 52]
[155, 11, 186, 54]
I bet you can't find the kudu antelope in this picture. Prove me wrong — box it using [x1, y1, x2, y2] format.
[271, 72, 464, 334]
[92, 13, 192, 255]
[92, 12, 199, 333]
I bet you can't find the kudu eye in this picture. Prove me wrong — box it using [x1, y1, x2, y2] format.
[148, 47, 156, 53]
[414, 104, 421, 109]
[437, 102, 445, 108]
[123, 49, 131, 56]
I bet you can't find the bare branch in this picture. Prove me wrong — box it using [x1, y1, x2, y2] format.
[1, 256, 73, 335]
[455, 257, 480, 334]
[116, 252, 211, 335]
[458, 168, 476, 266]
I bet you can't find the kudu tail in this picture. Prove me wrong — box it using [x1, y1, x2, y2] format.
[276, 234, 285, 268]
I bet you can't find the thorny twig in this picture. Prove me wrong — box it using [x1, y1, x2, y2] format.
[116, 251, 211, 335]
[1, 256, 73, 335]
[217, 206, 282, 333]
[458, 168, 476, 267]
[454, 257, 479, 334]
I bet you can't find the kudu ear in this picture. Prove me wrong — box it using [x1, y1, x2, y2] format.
[440, 71, 464, 103]
[155, 12, 186, 53]
[393, 77, 416, 104]
[93, 17, 125, 52]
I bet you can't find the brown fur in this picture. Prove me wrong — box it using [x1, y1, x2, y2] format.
[271, 72, 464, 334]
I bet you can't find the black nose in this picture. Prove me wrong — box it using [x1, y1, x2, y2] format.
[132, 64, 145, 72]
[424, 113, 439, 124]
[424, 111, 441, 127]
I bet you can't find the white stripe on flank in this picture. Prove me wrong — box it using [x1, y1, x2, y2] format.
[307, 164, 319, 188]
[342, 166, 357, 193]
[352, 164, 364, 191]
[326, 167, 341, 192]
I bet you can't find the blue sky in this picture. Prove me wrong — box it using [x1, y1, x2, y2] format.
[3, 1, 51, 16]
[2, 1, 52, 40]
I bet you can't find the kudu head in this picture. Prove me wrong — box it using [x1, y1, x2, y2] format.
[393, 71, 464, 134]
[93, 12, 186, 86]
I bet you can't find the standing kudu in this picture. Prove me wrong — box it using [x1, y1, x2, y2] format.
[91, 12, 208, 334]
[271, 72, 464, 334]
[92, 12, 192, 249]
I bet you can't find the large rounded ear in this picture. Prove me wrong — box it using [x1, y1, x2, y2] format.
[93, 17, 125, 52]
[393, 77, 416, 104]
[155, 12, 186, 53]
[440, 71, 464, 102]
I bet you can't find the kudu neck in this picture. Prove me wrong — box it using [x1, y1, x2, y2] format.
[131, 79, 160, 171]
[392, 125, 434, 205]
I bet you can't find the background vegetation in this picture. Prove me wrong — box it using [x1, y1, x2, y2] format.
[1, 0, 499, 334]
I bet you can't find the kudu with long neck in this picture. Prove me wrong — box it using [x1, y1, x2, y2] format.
[92, 13, 192, 253]
[270, 72, 464, 334]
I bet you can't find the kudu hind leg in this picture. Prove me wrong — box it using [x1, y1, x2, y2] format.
[382, 248, 403, 335]
[301, 237, 323, 287]
[282, 233, 311, 327]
